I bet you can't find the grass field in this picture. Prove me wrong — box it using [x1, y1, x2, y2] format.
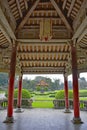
[32, 101, 54, 108]
[32, 94, 54, 108]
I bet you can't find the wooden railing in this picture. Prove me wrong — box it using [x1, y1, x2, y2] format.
[53, 99, 73, 109]
[0, 98, 33, 109]
[53, 99, 87, 110]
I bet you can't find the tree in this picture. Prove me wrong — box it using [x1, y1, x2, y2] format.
[79, 77, 87, 89]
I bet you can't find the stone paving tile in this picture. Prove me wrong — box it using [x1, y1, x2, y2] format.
[0, 108, 87, 130]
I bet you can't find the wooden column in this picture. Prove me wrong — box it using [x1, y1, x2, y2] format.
[71, 42, 82, 123]
[64, 73, 71, 113]
[17, 76, 22, 108]
[4, 42, 17, 123]
[15, 75, 24, 112]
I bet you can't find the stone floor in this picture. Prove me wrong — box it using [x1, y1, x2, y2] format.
[0, 108, 87, 130]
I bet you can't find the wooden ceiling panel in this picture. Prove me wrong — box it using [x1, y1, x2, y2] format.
[0, 0, 86, 74]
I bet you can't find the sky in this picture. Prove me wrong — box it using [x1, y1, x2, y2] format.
[23, 72, 87, 82]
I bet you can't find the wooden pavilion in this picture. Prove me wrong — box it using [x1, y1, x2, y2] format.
[36, 80, 49, 92]
[37, 80, 49, 87]
[0, 0, 87, 124]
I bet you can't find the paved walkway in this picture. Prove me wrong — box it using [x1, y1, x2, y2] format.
[0, 109, 87, 130]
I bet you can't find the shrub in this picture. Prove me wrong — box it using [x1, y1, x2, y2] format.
[14, 89, 31, 99]
[36, 86, 41, 91]
[68, 90, 73, 99]
[55, 90, 73, 99]
[44, 87, 48, 91]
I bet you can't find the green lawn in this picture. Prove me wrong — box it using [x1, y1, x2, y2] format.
[32, 92, 54, 108]
[33, 95, 54, 100]
[32, 101, 54, 108]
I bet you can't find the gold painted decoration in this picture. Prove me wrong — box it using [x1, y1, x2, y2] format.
[39, 19, 52, 41]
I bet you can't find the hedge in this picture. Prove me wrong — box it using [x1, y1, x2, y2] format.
[55, 90, 73, 99]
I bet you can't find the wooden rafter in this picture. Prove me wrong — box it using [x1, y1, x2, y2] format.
[73, 0, 87, 31]
[72, 16, 87, 39]
[16, 0, 40, 31]
[50, 0, 72, 31]
[67, 0, 75, 17]
[24, 0, 28, 10]
[20, 60, 67, 63]
[62, 0, 67, 10]
[77, 28, 87, 43]
[16, 0, 23, 18]
[0, 4, 16, 40]
[18, 52, 69, 55]
[0, 24, 11, 43]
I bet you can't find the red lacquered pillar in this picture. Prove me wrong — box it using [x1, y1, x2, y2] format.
[64, 73, 71, 113]
[4, 43, 17, 123]
[15, 75, 23, 112]
[17, 76, 22, 108]
[71, 42, 82, 123]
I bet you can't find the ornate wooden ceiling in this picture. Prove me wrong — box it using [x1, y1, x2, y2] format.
[0, 0, 87, 75]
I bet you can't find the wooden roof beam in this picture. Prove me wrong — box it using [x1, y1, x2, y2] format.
[72, 16, 87, 39]
[17, 38, 71, 43]
[23, 71, 64, 74]
[0, 68, 9, 73]
[24, 0, 28, 10]
[0, 4, 16, 40]
[72, 2, 87, 39]
[73, 0, 87, 38]
[23, 67, 64, 70]
[50, 0, 72, 32]
[67, 0, 75, 17]
[16, 0, 40, 31]
[62, 0, 67, 10]
[16, 0, 23, 18]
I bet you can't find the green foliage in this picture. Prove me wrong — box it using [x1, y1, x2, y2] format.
[55, 90, 64, 99]
[44, 87, 48, 91]
[80, 102, 84, 109]
[0, 73, 8, 89]
[55, 90, 73, 99]
[14, 89, 31, 99]
[79, 90, 87, 97]
[49, 94, 55, 97]
[68, 90, 73, 98]
[0, 72, 87, 91]
[36, 86, 41, 91]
